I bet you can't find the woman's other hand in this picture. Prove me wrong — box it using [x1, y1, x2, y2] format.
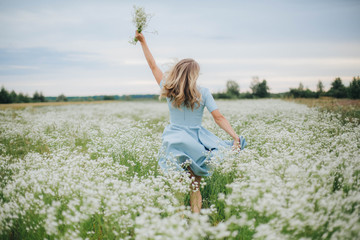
[135, 30, 145, 43]
[232, 136, 240, 151]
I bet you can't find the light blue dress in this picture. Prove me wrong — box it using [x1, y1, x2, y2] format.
[158, 78, 247, 177]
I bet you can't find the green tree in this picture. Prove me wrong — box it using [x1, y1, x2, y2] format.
[298, 82, 304, 91]
[257, 80, 270, 98]
[0, 86, 10, 103]
[250, 76, 259, 95]
[32, 91, 45, 102]
[316, 80, 324, 93]
[225, 80, 240, 98]
[33, 91, 40, 102]
[250, 77, 269, 98]
[18, 93, 31, 103]
[9, 90, 17, 103]
[348, 76, 360, 99]
[315, 80, 325, 98]
[39, 92, 45, 102]
[56, 94, 68, 102]
[327, 77, 347, 98]
[104, 95, 115, 100]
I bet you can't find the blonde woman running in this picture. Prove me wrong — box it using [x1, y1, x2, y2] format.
[135, 31, 247, 213]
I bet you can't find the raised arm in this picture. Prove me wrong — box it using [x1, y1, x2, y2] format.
[135, 31, 163, 85]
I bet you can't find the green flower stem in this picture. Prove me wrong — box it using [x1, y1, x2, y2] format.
[133, 28, 142, 44]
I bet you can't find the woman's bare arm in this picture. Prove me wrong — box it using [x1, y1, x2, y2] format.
[211, 109, 240, 149]
[135, 31, 163, 85]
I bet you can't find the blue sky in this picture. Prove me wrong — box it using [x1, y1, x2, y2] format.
[0, 0, 359, 96]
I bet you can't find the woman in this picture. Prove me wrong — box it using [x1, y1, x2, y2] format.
[135, 31, 246, 213]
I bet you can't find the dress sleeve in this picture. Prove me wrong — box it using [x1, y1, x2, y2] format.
[204, 88, 218, 113]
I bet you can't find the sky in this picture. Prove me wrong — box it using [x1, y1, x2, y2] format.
[0, 0, 359, 96]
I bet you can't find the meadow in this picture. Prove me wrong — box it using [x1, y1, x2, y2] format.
[287, 97, 360, 124]
[0, 99, 359, 240]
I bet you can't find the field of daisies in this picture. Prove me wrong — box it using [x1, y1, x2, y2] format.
[0, 99, 359, 240]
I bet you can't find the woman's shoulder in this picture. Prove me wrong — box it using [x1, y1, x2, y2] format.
[198, 85, 209, 92]
[197, 86, 212, 104]
[198, 85, 211, 97]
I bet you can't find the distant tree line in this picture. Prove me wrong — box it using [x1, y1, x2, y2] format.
[1, 76, 359, 104]
[213, 77, 270, 99]
[288, 76, 360, 99]
[0, 87, 47, 103]
[0, 86, 159, 104]
[213, 76, 360, 100]
[0, 86, 72, 103]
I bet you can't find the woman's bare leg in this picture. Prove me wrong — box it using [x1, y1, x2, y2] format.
[188, 167, 202, 213]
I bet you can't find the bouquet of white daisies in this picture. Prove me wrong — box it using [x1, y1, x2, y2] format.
[129, 5, 157, 45]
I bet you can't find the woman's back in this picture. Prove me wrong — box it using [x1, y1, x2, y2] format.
[160, 79, 218, 126]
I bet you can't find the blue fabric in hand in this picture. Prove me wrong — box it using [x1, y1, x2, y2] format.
[239, 135, 247, 150]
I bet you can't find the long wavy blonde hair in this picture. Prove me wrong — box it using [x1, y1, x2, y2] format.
[160, 58, 202, 111]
